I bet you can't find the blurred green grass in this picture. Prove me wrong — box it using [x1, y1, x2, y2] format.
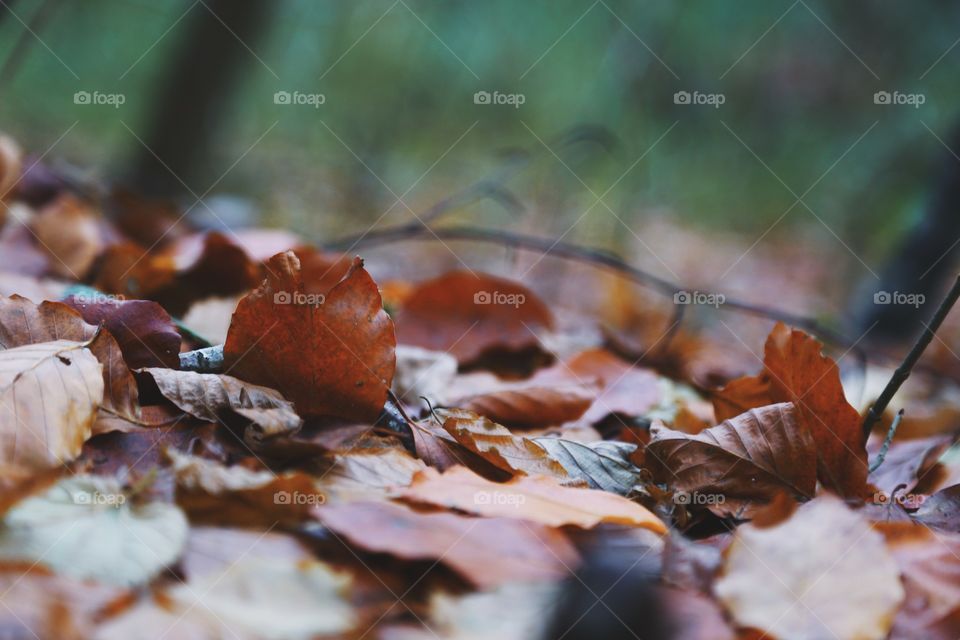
[1, 0, 958, 264]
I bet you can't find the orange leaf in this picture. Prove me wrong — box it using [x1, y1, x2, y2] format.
[313, 500, 578, 588]
[711, 323, 867, 497]
[397, 465, 667, 532]
[224, 251, 395, 422]
[395, 271, 553, 364]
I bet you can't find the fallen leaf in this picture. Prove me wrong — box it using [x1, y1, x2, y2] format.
[31, 195, 106, 280]
[0, 339, 104, 470]
[224, 251, 396, 422]
[868, 434, 953, 495]
[714, 496, 903, 640]
[0, 563, 130, 640]
[395, 270, 553, 364]
[711, 323, 868, 498]
[0, 295, 140, 433]
[532, 437, 642, 495]
[537, 348, 661, 422]
[169, 450, 325, 527]
[392, 344, 458, 405]
[139, 367, 302, 443]
[0, 474, 188, 586]
[877, 522, 960, 639]
[397, 465, 667, 531]
[440, 409, 570, 481]
[913, 484, 960, 531]
[458, 383, 595, 429]
[318, 447, 429, 502]
[314, 500, 579, 588]
[646, 403, 816, 518]
[64, 295, 182, 368]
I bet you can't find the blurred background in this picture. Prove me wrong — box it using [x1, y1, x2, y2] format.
[2, 0, 960, 332]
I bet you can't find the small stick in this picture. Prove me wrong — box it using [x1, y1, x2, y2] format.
[868, 408, 904, 473]
[862, 274, 960, 438]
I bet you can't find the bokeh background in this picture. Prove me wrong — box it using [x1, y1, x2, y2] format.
[2, 0, 959, 326]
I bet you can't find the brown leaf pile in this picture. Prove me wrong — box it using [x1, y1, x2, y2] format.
[1, 136, 960, 640]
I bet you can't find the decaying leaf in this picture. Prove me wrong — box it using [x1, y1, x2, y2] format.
[395, 270, 553, 364]
[31, 195, 106, 280]
[97, 527, 357, 639]
[913, 484, 960, 531]
[532, 437, 642, 495]
[397, 465, 667, 531]
[457, 382, 596, 429]
[64, 295, 182, 369]
[314, 500, 579, 588]
[877, 522, 960, 639]
[0, 563, 129, 640]
[139, 367, 302, 443]
[440, 409, 570, 481]
[0, 339, 104, 470]
[537, 347, 662, 422]
[714, 496, 903, 640]
[0, 295, 140, 433]
[0, 474, 188, 586]
[712, 323, 868, 498]
[646, 403, 817, 518]
[224, 251, 396, 422]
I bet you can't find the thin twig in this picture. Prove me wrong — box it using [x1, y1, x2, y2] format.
[862, 275, 960, 438]
[869, 408, 904, 473]
[331, 223, 863, 355]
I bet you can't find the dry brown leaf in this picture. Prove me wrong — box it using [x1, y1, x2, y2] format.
[715, 496, 903, 640]
[440, 409, 570, 481]
[397, 465, 667, 532]
[314, 499, 579, 588]
[224, 251, 396, 422]
[169, 450, 325, 527]
[395, 270, 554, 364]
[31, 195, 106, 280]
[0, 295, 140, 433]
[536, 348, 662, 422]
[0, 563, 130, 640]
[646, 403, 816, 518]
[65, 296, 182, 369]
[0, 340, 103, 470]
[877, 522, 960, 639]
[457, 382, 596, 429]
[139, 367, 302, 443]
[711, 322, 868, 498]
